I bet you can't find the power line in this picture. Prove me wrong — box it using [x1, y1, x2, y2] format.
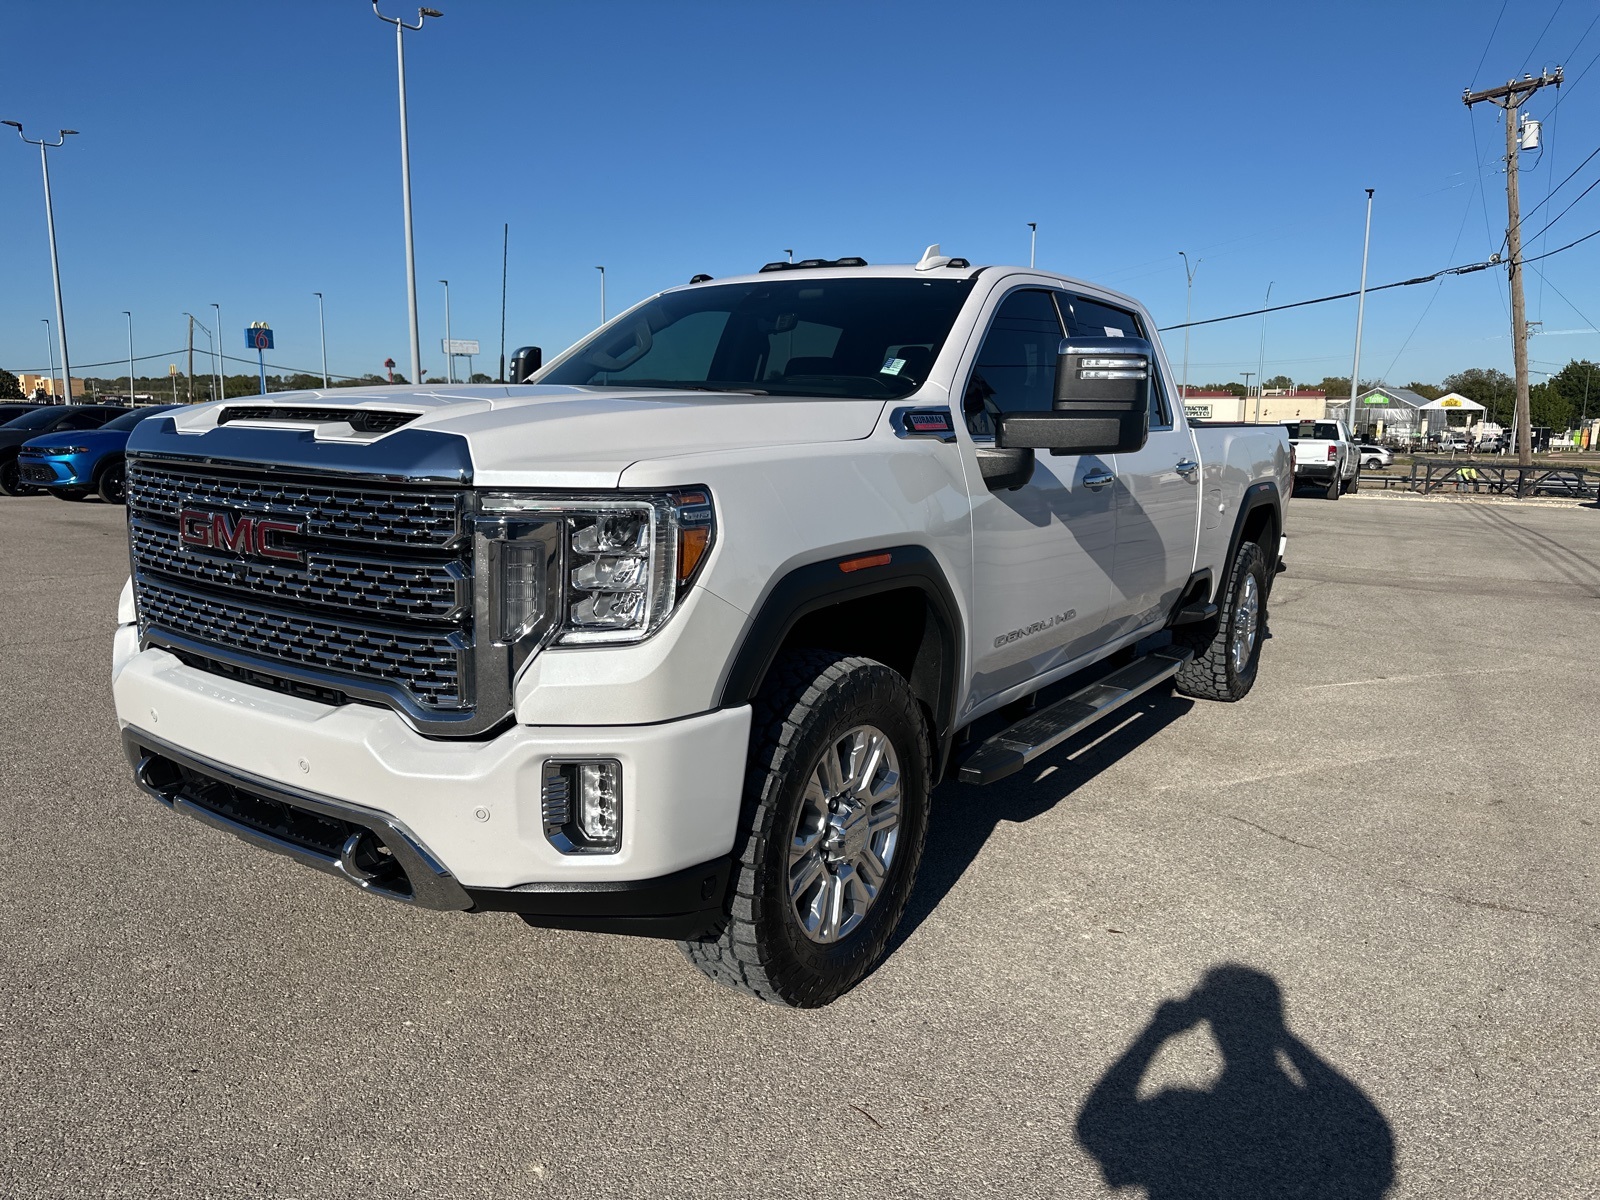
[1522, 170, 1600, 244]
[1472, 0, 1512, 88]
[1519, 0, 1566, 77]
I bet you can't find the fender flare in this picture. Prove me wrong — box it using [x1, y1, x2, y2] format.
[1222, 480, 1283, 592]
[717, 544, 964, 753]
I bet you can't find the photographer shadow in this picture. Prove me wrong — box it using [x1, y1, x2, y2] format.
[1076, 964, 1395, 1199]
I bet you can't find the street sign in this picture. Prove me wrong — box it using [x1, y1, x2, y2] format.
[246, 326, 274, 350]
[442, 339, 480, 355]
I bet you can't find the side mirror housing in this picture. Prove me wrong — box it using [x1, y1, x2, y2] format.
[508, 345, 543, 383]
[995, 336, 1152, 456]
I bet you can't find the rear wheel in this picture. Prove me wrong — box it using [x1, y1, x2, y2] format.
[1174, 540, 1268, 702]
[1324, 474, 1340, 500]
[679, 650, 931, 1007]
[97, 460, 126, 505]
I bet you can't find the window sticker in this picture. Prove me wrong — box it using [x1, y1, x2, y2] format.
[880, 357, 907, 375]
[1104, 327, 1124, 337]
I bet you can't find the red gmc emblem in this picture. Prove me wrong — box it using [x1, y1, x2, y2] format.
[179, 508, 303, 564]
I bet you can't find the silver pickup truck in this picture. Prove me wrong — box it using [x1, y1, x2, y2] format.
[113, 247, 1291, 1006]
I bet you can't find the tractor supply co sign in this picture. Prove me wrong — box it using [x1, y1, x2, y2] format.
[1184, 402, 1213, 420]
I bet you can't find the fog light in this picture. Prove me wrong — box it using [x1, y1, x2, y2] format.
[540, 759, 623, 853]
[578, 762, 621, 842]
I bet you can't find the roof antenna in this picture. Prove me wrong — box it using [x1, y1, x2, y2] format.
[916, 243, 955, 271]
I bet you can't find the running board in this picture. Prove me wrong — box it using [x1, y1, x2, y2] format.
[956, 646, 1193, 785]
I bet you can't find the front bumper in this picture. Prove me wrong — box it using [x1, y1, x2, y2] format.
[18, 454, 92, 487]
[113, 641, 751, 932]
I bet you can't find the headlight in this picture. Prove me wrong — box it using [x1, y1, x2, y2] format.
[37, 445, 89, 456]
[478, 488, 715, 647]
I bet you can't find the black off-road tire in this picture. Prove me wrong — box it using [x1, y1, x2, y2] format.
[679, 650, 932, 1007]
[97, 460, 127, 505]
[1173, 540, 1269, 702]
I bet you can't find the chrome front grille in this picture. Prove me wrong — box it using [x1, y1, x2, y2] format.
[126, 461, 463, 546]
[127, 457, 475, 722]
[136, 579, 468, 709]
[130, 522, 468, 621]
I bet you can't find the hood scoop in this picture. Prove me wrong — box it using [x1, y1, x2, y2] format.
[217, 405, 419, 435]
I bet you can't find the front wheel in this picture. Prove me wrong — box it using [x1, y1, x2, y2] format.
[97, 461, 126, 505]
[0, 456, 36, 497]
[679, 650, 931, 1007]
[1174, 540, 1269, 702]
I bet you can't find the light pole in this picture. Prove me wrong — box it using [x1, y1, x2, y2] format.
[123, 312, 134, 404]
[41, 319, 55, 402]
[6, 121, 78, 401]
[1178, 251, 1200, 400]
[313, 292, 329, 388]
[1346, 188, 1375, 433]
[784, 248, 793, 263]
[184, 313, 216, 402]
[1254, 281, 1273, 423]
[211, 303, 224, 399]
[596, 266, 606, 324]
[1240, 371, 1255, 417]
[438, 279, 452, 383]
[372, 3, 442, 387]
[1028, 221, 1037, 268]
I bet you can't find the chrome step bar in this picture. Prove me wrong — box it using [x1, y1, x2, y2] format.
[957, 646, 1193, 785]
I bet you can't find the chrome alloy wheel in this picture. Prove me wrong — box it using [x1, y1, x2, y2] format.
[1231, 572, 1260, 675]
[788, 724, 903, 944]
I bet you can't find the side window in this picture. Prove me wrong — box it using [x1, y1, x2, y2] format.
[1059, 292, 1171, 429]
[963, 289, 1066, 436]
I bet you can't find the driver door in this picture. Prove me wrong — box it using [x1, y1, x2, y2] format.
[961, 287, 1119, 719]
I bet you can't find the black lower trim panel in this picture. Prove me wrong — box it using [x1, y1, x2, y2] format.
[470, 857, 732, 940]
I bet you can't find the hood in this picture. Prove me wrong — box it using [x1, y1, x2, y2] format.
[145, 384, 888, 488]
[19, 427, 127, 454]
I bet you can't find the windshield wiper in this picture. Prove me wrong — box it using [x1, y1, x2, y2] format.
[602, 379, 770, 395]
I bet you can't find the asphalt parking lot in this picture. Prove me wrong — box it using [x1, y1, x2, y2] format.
[3, 492, 1597, 1199]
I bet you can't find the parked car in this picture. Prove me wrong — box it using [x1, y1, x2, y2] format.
[1357, 443, 1393, 470]
[0, 404, 131, 496]
[1282, 417, 1359, 499]
[0, 402, 46, 426]
[17, 404, 181, 503]
[1475, 436, 1506, 454]
[112, 251, 1291, 1007]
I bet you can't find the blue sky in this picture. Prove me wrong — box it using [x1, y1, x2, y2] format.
[2, 0, 1597, 390]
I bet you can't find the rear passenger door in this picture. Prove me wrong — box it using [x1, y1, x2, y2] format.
[1057, 291, 1201, 641]
[960, 287, 1120, 717]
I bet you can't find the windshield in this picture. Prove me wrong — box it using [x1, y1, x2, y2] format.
[102, 405, 178, 432]
[4, 407, 69, 430]
[540, 277, 976, 399]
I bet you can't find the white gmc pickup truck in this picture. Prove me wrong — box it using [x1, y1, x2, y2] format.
[112, 249, 1290, 1007]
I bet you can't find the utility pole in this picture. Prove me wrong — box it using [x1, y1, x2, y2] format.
[1240, 372, 1255, 417]
[1465, 68, 1562, 469]
[1254, 281, 1273, 423]
[1346, 189, 1374, 435]
[1178, 252, 1199, 400]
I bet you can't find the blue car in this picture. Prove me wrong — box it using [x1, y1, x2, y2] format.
[18, 405, 180, 504]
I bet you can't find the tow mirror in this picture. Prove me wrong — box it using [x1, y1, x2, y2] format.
[995, 336, 1152, 456]
[508, 345, 543, 383]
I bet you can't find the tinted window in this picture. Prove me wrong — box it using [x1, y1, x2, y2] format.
[60, 408, 123, 430]
[5, 408, 69, 430]
[541, 277, 974, 400]
[101, 405, 178, 432]
[963, 289, 1066, 435]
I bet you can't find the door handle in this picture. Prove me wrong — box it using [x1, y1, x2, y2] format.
[1175, 459, 1200, 480]
[1082, 469, 1116, 490]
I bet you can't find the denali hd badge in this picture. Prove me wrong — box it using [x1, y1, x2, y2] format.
[994, 609, 1076, 648]
[179, 508, 304, 564]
